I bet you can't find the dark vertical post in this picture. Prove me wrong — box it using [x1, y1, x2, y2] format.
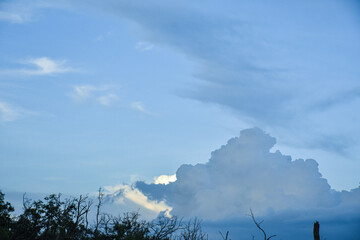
[313, 221, 320, 240]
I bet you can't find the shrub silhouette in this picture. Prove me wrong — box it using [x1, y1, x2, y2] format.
[0, 190, 321, 240]
[0, 191, 14, 240]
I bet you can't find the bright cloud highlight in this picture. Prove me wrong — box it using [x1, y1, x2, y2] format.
[154, 174, 177, 185]
[103, 184, 172, 218]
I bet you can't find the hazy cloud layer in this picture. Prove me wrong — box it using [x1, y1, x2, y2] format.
[80, 0, 360, 156]
[2, 0, 360, 178]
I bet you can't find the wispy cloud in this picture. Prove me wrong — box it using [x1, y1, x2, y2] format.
[130, 101, 153, 115]
[0, 0, 73, 24]
[94, 31, 112, 42]
[70, 85, 119, 106]
[71, 85, 152, 110]
[97, 93, 119, 106]
[135, 41, 154, 51]
[0, 101, 20, 122]
[21, 57, 73, 75]
[0, 11, 24, 23]
[86, 0, 360, 157]
[71, 85, 103, 102]
[0, 57, 74, 76]
[0, 101, 35, 122]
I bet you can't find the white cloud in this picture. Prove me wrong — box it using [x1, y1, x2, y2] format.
[0, 101, 21, 122]
[0, 57, 73, 76]
[130, 101, 153, 115]
[154, 174, 177, 185]
[135, 41, 154, 51]
[133, 128, 360, 221]
[70, 85, 119, 106]
[21, 57, 73, 75]
[0, 0, 73, 24]
[0, 101, 35, 122]
[97, 93, 119, 106]
[101, 128, 359, 238]
[71, 85, 100, 101]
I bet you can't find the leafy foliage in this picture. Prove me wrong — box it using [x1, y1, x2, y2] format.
[5, 189, 321, 239]
[0, 190, 208, 240]
[11, 193, 92, 240]
[0, 191, 14, 240]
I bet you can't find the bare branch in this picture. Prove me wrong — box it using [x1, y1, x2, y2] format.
[94, 187, 104, 235]
[268, 235, 277, 240]
[249, 209, 276, 240]
[151, 215, 183, 239]
[219, 230, 230, 240]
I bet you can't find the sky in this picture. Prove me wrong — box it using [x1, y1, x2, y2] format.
[0, 0, 360, 238]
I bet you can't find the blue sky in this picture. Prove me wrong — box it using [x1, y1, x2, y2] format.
[1, 0, 360, 238]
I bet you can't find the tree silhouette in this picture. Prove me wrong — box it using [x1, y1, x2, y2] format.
[0, 190, 321, 240]
[0, 191, 14, 240]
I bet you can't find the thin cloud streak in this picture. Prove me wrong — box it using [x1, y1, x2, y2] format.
[130, 101, 153, 115]
[97, 93, 119, 106]
[0, 101, 36, 122]
[0, 101, 20, 122]
[0, 0, 74, 24]
[135, 41, 154, 51]
[22, 57, 72, 75]
[0, 11, 24, 23]
[0, 57, 74, 76]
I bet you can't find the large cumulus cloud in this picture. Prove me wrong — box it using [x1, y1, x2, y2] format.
[104, 128, 360, 238]
[133, 128, 359, 221]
